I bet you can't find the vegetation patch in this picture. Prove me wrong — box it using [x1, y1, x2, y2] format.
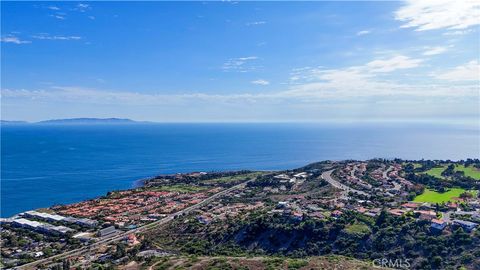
[423, 166, 447, 179]
[413, 188, 467, 203]
[286, 258, 309, 269]
[455, 165, 480, 180]
[203, 172, 265, 184]
[344, 223, 371, 236]
[151, 184, 207, 193]
[421, 164, 480, 180]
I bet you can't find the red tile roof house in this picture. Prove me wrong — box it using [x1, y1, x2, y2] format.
[292, 211, 304, 221]
[388, 209, 405, 217]
[415, 210, 437, 221]
[331, 210, 343, 217]
[447, 202, 459, 210]
[401, 202, 419, 210]
[431, 219, 447, 231]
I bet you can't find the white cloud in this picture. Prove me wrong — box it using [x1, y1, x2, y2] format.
[48, 6, 60, 11]
[222, 56, 259, 72]
[365, 55, 423, 73]
[356, 30, 370, 36]
[75, 3, 90, 12]
[443, 29, 474, 36]
[435, 60, 480, 81]
[395, 0, 480, 31]
[50, 14, 65, 20]
[246, 21, 266, 26]
[1, 36, 31, 44]
[423, 46, 448, 56]
[285, 56, 476, 99]
[32, 34, 82, 41]
[251, 79, 270, 85]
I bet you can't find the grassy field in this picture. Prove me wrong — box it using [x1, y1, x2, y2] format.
[406, 163, 423, 169]
[152, 184, 207, 193]
[344, 223, 371, 236]
[423, 166, 446, 178]
[203, 172, 265, 184]
[455, 165, 480, 180]
[413, 188, 467, 203]
[422, 164, 480, 180]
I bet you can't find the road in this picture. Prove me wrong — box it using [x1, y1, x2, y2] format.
[382, 166, 393, 180]
[16, 180, 252, 270]
[321, 169, 368, 197]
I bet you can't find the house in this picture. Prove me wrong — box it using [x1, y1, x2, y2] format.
[415, 210, 437, 221]
[331, 210, 343, 217]
[72, 232, 93, 242]
[453, 219, 478, 232]
[447, 202, 459, 210]
[292, 211, 303, 221]
[196, 215, 212, 225]
[76, 218, 98, 228]
[34, 251, 44, 258]
[419, 203, 433, 210]
[389, 209, 405, 217]
[277, 201, 289, 208]
[401, 202, 419, 210]
[356, 207, 367, 214]
[309, 212, 324, 219]
[125, 234, 139, 246]
[430, 219, 447, 230]
[293, 172, 308, 178]
[98, 226, 117, 237]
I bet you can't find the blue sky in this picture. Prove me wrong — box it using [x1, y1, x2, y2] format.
[1, 1, 479, 122]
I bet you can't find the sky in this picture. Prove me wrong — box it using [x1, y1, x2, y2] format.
[1, 1, 479, 122]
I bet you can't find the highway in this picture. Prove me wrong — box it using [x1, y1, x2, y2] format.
[16, 180, 252, 270]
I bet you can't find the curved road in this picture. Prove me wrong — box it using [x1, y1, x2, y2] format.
[321, 169, 368, 197]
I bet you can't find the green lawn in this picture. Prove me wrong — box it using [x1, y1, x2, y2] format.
[413, 188, 467, 203]
[424, 166, 446, 178]
[455, 165, 480, 180]
[422, 164, 480, 180]
[151, 184, 207, 193]
[203, 172, 264, 184]
[344, 223, 371, 236]
[409, 163, 423, 169]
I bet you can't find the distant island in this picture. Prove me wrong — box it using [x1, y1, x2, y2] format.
[1, 118, 149, 125]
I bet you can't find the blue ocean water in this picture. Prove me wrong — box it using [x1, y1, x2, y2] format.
[1, 123, 479, 217]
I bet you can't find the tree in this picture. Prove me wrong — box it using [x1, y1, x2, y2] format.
[114, 243, 126, 259]
[62, 259, 71, 270]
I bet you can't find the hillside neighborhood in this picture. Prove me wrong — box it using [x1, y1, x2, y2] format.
[1, 159, 479, 269]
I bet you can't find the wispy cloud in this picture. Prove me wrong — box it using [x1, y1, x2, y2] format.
[422, 46, 448, 56]
[365, 55, 422, 73]
[32, 34, 82, 41]
[1, 35, 31, 44]
[47, 6, 60, 11]
[222, 56, 260, 72]
[251, 79, 270, 85]
[443, 29, 474, 36]
[356, 30, 370, 36]
[50, 14, 66, 20]
[75, 3, 91, 12]
[435, 60, 480, 81]
[395, 0, 480, 31]
[246, 21, 266, 26]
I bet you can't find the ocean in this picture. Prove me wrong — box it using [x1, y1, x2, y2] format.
[1, 122, 479, 217]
